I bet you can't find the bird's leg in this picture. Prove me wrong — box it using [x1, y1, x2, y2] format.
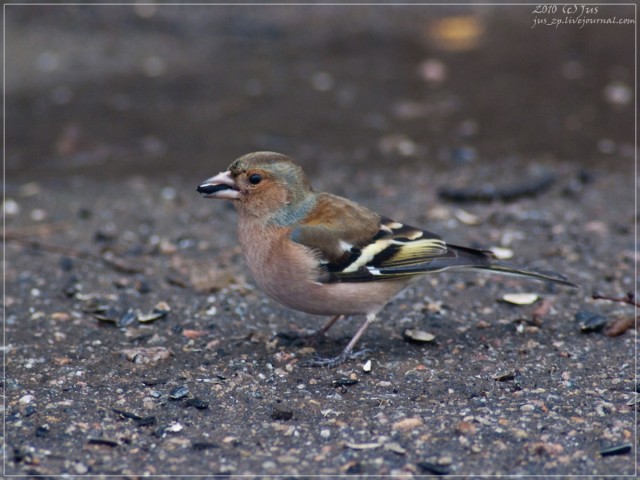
[313, 314, 344, 337]
[277, 314, 344, 346]
[303, 314, 376, 367]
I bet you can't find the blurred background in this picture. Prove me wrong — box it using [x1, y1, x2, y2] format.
[5, 3, 635, 183]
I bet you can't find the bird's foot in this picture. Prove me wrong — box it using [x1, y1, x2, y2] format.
[302, 348, 372, 368]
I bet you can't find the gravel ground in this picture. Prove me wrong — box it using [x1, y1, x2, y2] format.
[4, 4, 637, 477]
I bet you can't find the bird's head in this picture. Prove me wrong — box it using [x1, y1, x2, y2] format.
[197, 151, 316, 223]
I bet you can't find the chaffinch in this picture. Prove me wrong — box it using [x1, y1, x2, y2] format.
[197, 152, 576, 367]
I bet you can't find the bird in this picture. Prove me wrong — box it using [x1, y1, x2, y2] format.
[197, 151, 577, 367]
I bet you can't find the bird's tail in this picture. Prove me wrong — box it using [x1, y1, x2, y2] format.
[472, 261, 579, 288]
[442, 244, 578, 288]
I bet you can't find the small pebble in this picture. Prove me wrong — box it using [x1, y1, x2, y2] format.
[604, 81, 632, 106]
[59, 257, 74, 272]
[165, 422, 183, 433]
[161, 186, 176, 201]
[310, 71, 334, 91]
[30, 209, 47, 221]
[418, 58, 447, 83]
[362, 359, 372, 372]
[135, 280, 152, 294]
[271, 404, 293, 421]
[142, 57, 167, 77]
[3, 199, 20, 215]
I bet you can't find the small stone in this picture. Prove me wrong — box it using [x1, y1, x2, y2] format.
[3, 199, 20, 215]
[30, 209, 47, 221]
[392, 417, 423, 430]
[604, 81, 632, 106]
[142, 57, 166, 77]
[418, 58, 447, 83]
[455, 421, 477, 435]
[362, 359, 372, 372]
[310, 71, 334, 91]
[161, 186, 176, 201]
[261, 460, 277, 471]
[271, 404, 293, 421]
[165, 422, 183, 433]
[182, 329, 207, 339]
[320, 429, 331, 439]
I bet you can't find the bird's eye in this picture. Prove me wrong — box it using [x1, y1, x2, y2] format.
[248, 173, 262, 185]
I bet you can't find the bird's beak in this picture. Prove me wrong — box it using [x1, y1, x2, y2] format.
[197, 171, 240, 199]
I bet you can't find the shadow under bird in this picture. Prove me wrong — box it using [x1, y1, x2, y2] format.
[197, 152, 577, 367]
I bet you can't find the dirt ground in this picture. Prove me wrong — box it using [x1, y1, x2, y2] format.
[4, 4, 637, 477]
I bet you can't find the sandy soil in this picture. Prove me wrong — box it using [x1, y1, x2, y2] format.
[4, 4, 636, 476]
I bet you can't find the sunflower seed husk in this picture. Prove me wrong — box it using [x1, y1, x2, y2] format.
[501, 293, 539, 305]
[403, 329, 436, 343]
